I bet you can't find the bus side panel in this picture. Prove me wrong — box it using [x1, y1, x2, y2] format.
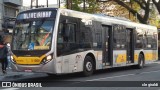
[134, 50, 140, 64]
[113, 50, 127, 67]
[55, 50, 97, 74]
[94, 51, 104, 70]
[143, 50, 158, 64]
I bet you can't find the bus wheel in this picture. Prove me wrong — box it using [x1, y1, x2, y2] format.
[83, 56, 94, 76]
[136, 54, 144, 69]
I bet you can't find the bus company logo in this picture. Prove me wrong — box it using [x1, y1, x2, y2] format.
[2, 82, 11, 87]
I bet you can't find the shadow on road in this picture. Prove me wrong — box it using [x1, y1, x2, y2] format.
[13, 65, 151, 82]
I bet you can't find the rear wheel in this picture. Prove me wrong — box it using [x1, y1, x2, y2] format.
[136, 54, 144, 69]
[83, 56, 94, 76]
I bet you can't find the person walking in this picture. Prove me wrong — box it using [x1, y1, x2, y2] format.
[0, 36, 8, 74]
[6, 43, 11, 69]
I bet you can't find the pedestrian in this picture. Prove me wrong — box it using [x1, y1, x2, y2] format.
[6, 43, 11, 69]
[0, 36, 8, 74]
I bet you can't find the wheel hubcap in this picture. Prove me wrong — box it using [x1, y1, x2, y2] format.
[140, 60, 143, 67]
[86, 62, 92, 71]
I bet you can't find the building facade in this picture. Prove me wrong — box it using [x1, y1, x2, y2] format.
[0, 0, 22, 31]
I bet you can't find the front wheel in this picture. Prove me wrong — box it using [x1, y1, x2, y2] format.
[83, 56, 94, 76]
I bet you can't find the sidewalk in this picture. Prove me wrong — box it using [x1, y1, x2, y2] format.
[0, 66, 34, 81]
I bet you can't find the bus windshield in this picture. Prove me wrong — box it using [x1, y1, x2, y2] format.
[12, 19, 54, 50]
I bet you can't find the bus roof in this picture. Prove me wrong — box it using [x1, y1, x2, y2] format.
[18, 8, 157, 30]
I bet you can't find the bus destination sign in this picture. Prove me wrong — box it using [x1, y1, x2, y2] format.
[23, 11, 52, 19]
[18, 11, 52, 19]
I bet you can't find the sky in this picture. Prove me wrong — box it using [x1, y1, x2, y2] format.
[23, 0, 58, 6]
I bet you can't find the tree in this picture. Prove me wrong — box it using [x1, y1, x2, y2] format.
[107, 0, 151, 24]
[71, 0, 82, 11]
[97, 1, 140, 22]
[66, 0, 98, 13]
[86, 0, 98, 13]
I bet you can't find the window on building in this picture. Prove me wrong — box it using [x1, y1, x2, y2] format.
[4, 6, 18, 17]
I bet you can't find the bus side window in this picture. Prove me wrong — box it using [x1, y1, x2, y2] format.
[57, 22, 76, 56]
[57, 23, 64, 43]
[57, 23, 65, 56]
[64, 24, 76, 43]
[63, 23, 76, 50]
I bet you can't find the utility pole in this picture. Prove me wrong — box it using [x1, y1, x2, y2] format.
[31, 0, 33, 8]
[58, 0, 60, 8]
[30, 0, 37, 8]
[83, 0, 86, 12]
[36, 0, 38, 8]
[47, 0, 48, 7]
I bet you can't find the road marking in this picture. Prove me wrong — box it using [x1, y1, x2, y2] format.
[140, 70, 160, 74]
[86, 74, 135, 81]
[86, 70, 160, 81]
[1, 88, 19, 90]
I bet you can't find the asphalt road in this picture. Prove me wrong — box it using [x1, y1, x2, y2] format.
[1, 61, 160, 90]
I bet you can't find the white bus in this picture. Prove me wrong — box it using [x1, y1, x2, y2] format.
[11, 8, 158, 76]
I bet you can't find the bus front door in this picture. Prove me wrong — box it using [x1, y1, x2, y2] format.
[102, 25, 112, 65]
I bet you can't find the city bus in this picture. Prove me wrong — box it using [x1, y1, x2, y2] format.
[10, 8, 158, 76]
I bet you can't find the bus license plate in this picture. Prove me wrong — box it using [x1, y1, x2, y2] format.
[25, 69, 32, 72]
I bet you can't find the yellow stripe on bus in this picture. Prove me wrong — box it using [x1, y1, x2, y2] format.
[134, 54, 138, 62]
[134, 52, 158, 62]
[145, 53, 158, 61]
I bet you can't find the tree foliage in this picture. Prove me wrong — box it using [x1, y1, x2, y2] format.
[102, 0, 151, 24]
[97, 0, 160, 27]
[66, 0, 98, 13]
[97, 1, 140, 22]
[65, 0, 160, 26]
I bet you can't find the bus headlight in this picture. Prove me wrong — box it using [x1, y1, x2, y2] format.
[41, 55, 53, 65]
[46, 55, 52, 60]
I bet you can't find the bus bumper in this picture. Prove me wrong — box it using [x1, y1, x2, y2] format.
[10, 60, 57, 74]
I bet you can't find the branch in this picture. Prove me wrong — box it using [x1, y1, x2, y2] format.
[152, 0, 158, 5]
[112, 0, 140, 15]
[112, 0, 147, 23]
[134, 0, 145, 9]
